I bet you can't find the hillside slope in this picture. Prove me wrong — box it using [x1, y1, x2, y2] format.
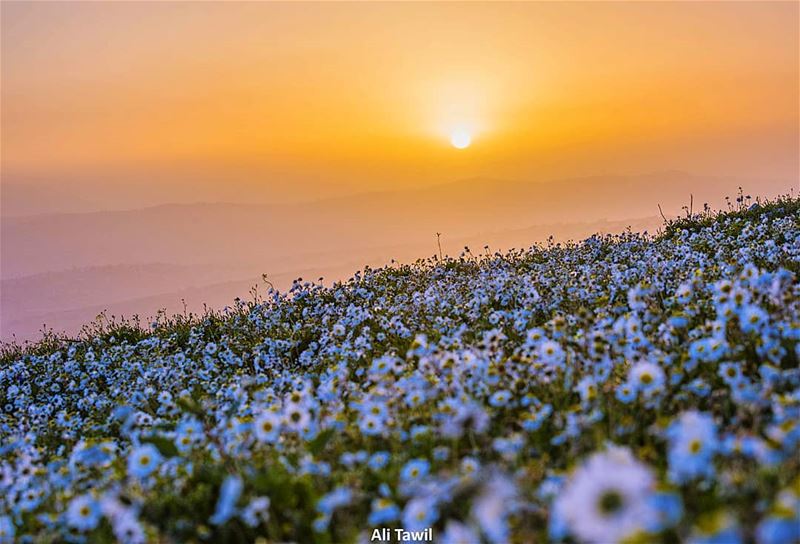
[0, 198, 798, 543]
[2, 215, 663, 341]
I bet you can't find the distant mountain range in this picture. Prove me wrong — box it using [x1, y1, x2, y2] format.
[2, 171, 795, 340]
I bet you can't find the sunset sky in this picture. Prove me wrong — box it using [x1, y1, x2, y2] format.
[2, 1, 798, 209]
[2, 1, 799, 339]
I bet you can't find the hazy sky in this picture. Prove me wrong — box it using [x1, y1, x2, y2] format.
[2, 1, 799, 339]
[2, 1, 798, 208]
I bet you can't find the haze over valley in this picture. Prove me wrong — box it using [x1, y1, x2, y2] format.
[2, 171, 794, 340]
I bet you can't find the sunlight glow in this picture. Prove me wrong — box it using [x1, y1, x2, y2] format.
[450, 130, 471, 149]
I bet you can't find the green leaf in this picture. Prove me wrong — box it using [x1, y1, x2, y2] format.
[177, 395, 204, 416]
[142, 434, 180, 458]
[308, 427, 336, 456]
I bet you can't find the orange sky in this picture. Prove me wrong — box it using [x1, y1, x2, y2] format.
[2, 1, 798, 205]
[1, 1, 799, 339]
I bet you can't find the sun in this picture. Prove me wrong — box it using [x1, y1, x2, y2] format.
[450, 129, 471, 149]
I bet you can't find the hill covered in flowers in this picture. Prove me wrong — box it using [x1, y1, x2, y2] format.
[1, 197, 799, 544]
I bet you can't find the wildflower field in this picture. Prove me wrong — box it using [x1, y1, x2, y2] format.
[1, 198, 799, 544]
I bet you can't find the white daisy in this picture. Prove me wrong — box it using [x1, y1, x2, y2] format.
[553, 446, 656, 543]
